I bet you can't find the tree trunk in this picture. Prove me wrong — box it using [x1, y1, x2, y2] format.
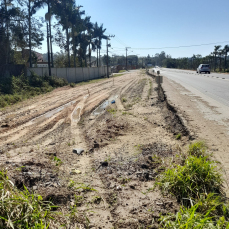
[66, 27, 70, 67]
[214, 54, 216, 71]
[224, 53, 227, 72]
[89, 42, 91, 67]
[97, 48, 98, 67]
[48, 1, 53, 67]
[72, 25, 76, 67]
[29, 0, 32, 67]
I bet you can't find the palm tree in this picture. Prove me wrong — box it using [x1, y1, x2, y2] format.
[223, 45, 229, 72]
[96, 24, 107, 66]
[218, 49, 223, 72]
[213, 45, 221, 71]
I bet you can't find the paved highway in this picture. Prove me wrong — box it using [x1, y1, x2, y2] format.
[157, 68, 229, 107]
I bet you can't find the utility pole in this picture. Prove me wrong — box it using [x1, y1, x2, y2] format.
[29, 0, 32, 67]
[47, 23, 51, 76]
[126, 47, 131, 70]
[106, 34, 115, 78]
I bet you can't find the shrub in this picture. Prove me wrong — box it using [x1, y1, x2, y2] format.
[156, 156, 223, 203]
[70, 82, 76, 87]
[188, 141, 207, 157]
[0, 73, 68, 108]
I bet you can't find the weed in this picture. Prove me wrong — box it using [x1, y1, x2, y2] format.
[188, 141, 207, 157]
[122, 97, 127, 103]
[91, 196, 102, 204]
[0, 170, 55, 228]
[67, 142, 71, 146]
[68, 180, 75, 189]
[156, 156, 223, 204]
[176, 133, 181, 140]
[107, 108, 117, 115]
[70, 82, 76, 87]
[147, 80, 152, 99]
[159, 196, 229, 228]
[75, 183, 97, 192]
[53, 156, 62, 166]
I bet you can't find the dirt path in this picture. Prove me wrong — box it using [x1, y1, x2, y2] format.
[0, 70, 189, 228]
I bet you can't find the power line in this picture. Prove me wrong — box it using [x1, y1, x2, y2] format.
[129, 41, 229, 50]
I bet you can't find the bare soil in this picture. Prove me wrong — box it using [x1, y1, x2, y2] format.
[0, 70, 189, 228]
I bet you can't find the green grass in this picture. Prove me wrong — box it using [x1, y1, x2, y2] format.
[156, 156, 223, 204]
[107, 108, 117, 115]
[160, 199, 229, 228]
[188, 141, 207, 157]
[176, 133, 182, 140]
[0, 170, 55, 228]
[118, 70, 126, 73]
[113, 73, 124, 77]
[0, 72, 68, 108]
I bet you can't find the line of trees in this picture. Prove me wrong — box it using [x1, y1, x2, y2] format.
[148, 45, 229, 72]
[0, 0, 108, 68]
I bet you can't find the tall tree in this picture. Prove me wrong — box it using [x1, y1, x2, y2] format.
[223, 45, 229, 72]
[213, 45, 221, 71]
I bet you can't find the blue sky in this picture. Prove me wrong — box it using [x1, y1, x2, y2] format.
[35, 0, 229, 58]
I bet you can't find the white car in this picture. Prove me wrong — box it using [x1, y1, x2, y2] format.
[197, 64, 210, 74]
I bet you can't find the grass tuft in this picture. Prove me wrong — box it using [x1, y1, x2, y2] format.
[188, 141, 207, 157]
[160, 199, 229, 228]
[0, 170, 55, 228]
[176, 133, 181, 140]
[156, 156, 223, 204]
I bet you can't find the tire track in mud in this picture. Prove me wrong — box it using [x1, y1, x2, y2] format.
[0, 74, 137, 147]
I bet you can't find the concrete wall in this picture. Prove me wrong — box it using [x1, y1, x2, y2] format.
[26, 66, 110, 83]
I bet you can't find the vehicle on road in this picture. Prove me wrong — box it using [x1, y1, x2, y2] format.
[197, 64, 210, 74]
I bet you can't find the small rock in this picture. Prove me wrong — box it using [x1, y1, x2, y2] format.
[72, 148, 84, 155]
[116, 186, 121, 191]
[33, 186, 37, 190]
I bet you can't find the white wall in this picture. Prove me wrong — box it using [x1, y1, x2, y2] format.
[26, 67, 111, 83]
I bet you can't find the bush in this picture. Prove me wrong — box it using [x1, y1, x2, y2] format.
[0, 73, 68, 108]
[156, 156, 223, 203]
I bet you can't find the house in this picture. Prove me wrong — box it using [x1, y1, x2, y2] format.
[32, 61, 49, 67]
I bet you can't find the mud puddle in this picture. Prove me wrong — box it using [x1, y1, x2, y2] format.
[92, 95, 118, 116]
[31, 101, 76, 123]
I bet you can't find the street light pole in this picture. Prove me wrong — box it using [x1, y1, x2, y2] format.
[106, 35, 115, 78]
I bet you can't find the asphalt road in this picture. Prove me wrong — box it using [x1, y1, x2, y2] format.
[156, 68, 229, 107]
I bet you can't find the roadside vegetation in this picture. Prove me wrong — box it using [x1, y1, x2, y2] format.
[0, 72, 68, 108]
[155, 141, 229, 228]
[0, 170, 54, 228]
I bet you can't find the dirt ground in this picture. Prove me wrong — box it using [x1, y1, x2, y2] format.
[0, 70, 191, 228]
